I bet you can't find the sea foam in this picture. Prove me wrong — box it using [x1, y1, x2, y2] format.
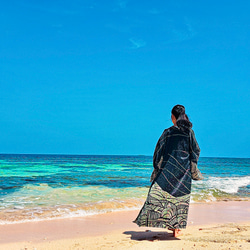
[202, 176, 250, 194]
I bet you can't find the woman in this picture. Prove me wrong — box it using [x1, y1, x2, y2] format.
[133, 104, 203, 237]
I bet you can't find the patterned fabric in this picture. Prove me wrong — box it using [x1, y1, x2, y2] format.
[134, 126, 200, 229]
[133, 182, 190, 229]
[153, 127, 200, 197]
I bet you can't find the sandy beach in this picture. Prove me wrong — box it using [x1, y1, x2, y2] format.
[0, 201, 249, 250]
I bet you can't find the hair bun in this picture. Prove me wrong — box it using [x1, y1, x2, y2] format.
[171, 104, 192, 131]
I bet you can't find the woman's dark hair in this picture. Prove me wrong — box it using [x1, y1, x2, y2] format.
[171, 104, 192, 131]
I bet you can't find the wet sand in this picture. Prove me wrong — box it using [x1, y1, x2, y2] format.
[0, 201, 249, 250]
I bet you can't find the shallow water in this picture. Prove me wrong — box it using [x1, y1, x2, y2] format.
[0, 154, 249, 224]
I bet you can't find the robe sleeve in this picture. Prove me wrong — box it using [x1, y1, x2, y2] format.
[150, 130, 167, 182]
[189, 130, 203, 180]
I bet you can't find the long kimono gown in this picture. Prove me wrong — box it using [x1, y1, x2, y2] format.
[134, 126, 201, 229]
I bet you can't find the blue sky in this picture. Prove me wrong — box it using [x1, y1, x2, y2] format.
[0, 0, 249, 157]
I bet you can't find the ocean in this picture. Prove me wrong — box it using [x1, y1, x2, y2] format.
[0, 154, 249, 224]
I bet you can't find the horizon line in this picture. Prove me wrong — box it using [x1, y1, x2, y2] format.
[0, 153, 249, 159]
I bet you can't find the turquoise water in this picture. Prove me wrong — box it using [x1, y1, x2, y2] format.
[0, 154, 249, 224]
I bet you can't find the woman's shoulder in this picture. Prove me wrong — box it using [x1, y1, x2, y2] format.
[163, 126, 175, 133]
[189, 128, 195, 135]
[158, 127, 171, 139]
[161, 126, 194, 137]
[170, 126, 193, 136]
[160, 126, 177, 137]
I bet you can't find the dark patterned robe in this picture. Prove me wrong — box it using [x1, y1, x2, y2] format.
[134, 126, 201, 229]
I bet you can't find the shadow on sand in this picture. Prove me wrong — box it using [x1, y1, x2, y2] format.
[123, 230, 181, 241]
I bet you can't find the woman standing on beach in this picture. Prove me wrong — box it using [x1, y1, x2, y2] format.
[134, 104, 203, 237]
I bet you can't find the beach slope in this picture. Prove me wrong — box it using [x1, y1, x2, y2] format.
[0, 201, 250, 250]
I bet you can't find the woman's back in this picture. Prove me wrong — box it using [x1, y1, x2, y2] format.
[134, 104, 202, 236]
[153, 126, 193, 197]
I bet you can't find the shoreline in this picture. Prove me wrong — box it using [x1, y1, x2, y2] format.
[1, 197, 248, 226]
[0, 201, 250, 249]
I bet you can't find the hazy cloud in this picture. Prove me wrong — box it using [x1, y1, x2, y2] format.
[112, 0, 128, 11]
[129, 38, 146, 49]
[166, 18, 197, 44]
[117, 0, 128, 9]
